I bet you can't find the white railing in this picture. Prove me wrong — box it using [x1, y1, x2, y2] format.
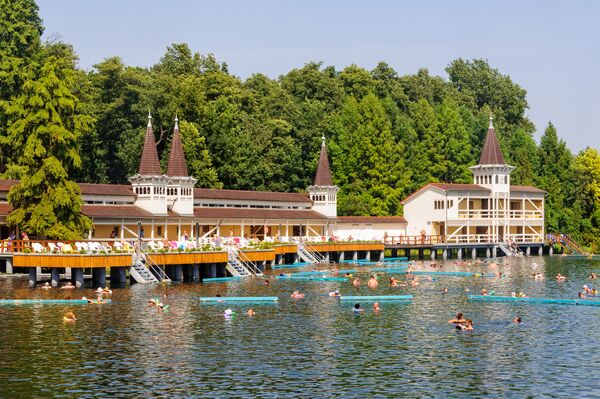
[455, 209, 543, 219]
[504, 234, 544, 243]
[445, 233, 543, 244]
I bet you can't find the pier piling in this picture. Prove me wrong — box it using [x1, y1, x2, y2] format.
[51, 268, 60, 287]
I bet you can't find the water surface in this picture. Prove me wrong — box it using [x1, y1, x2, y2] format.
[1, 256, 599, 398]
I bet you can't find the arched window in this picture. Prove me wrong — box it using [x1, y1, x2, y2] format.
[495, 175, 499, 184]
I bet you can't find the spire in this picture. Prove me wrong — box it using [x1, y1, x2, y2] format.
[138, 112, 162, 175]
[313, 135, 334, 186]
[167, 115, 189, 177]
[479, 114, 505, 165]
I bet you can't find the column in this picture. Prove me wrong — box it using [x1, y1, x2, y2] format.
[457, 248, 462, 260]
[549, 246, 554, 256]
[391, 249, 398, 258]
[442, 249, 448, 261]
[339, 251, 345, 262]
[353, 251, 358, 261]
[471, 248, 477, 259]
[404, 249, 410, 259]
[192, 265, 200, 282]
[174, 265, 183, 282]
[5, 258, 13, 274]
[325, 252, 330, 263]
[418, 249, 424, 260]
[51, 268, 61, 288]
[365, 251, 371, 262]
[210, 263, 217, 278]
[73, 268, 84, 288]
[92, 267, 106, 288]
[493, 246, 498, 258]
[486, 247, 491, 258]
[526, 246, 531, 256]
[430, 249, 436, 260]
[28, 267, 37, 288]
[379, 251, 384, 261]
[538, 246, 543, 256]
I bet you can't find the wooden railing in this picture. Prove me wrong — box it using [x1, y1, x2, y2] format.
[384, 235, 445, 246]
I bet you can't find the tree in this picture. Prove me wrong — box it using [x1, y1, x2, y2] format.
[573, 148, 600, 251]
[506, 128, 539, 186]
[175, 120, 220, 188]
[2, 46, 92, 238]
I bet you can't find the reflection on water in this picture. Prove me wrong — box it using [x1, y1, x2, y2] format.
[1, 256, 600, 398]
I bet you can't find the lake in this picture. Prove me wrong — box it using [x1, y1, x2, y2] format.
[1, 256, 599, 398]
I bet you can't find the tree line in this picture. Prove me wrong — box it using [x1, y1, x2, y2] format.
[1, 0, 599, 251]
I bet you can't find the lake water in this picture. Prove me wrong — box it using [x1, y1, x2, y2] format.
[1, 256, 599, 398]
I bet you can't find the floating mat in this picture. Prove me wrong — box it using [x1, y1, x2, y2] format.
[370, 266, 409, 272]
[0, 299, 111, 305]
[409, 271, 495, 277]
[199, 296, 279, 302]
[562, 255, 600, 260]
[468, 295, 600, 306]
[202, 277, 241, 283]
[292, 270, 333, 276]
[276, 276, 348, 282]
[271, 262, 310, 269]
[339, 295, 413, 301]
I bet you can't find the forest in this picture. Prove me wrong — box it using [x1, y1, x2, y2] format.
[1, 0, 599, 250]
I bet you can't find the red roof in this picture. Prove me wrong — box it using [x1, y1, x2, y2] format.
[166, 121, 189, 177]
[0, 180, 134, 197]
[479, 122, 505, 165]
[194, 207, 329, 220]
[82, 205, 154, 218]
[194, 188, 311, 203]
[138, 119, 162, 175]
[337, 216, 407, 224]
[402, 183, 490, 204]
[313, 141, 334, 186]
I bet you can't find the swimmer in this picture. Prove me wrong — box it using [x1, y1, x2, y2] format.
[448, 312, 467, 325]
[353, 303, 363, 313]
[41, 282, 52, 290]
[328, 290, 340, 297]
[556, 273, 567, 281]
[61, 282, 75, 289]
[409, 279, 419, 287]
[578, 292, 586, 299]
[456, 320, 474, 331]
[63, 312, 77, 323]
[263, 279, 270, 285]
[352, 277, 361, 287]
[531, 262, 538, 269]
[367, 275, 378, 289]
[224, 309, 236, 318]
[442, 287, 448, 294]
[513, 316, 522, 323]
[373, 302, 381, 312]
[247, 308, 255, 316]
[96, 287, 104, 294]
[103, 287, 112, 294]
[389, 277, 399, 287]
[290, 291, 305, 299]
[481, 288, 488, 296]
[590, 272, 597, 280]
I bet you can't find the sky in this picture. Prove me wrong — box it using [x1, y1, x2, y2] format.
[37, 0, 599, 152]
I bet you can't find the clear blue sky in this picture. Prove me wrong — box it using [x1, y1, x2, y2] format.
[37, 0, 599, 152]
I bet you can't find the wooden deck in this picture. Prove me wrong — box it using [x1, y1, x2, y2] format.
[12, 253, 132, 268]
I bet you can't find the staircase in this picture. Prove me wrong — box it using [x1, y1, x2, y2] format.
[226, 247, 263, 277]
[296, 242, 326, 264]
[547, 233, 587, 255]
[130, 251, 171, 284]
[497, 242, 513, 257]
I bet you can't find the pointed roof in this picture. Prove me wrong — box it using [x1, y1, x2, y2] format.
[138, 112, 162, 175]
[313, 135, 334, 186]
[479, 115, 505, 165]
[167, 116, 189, 177]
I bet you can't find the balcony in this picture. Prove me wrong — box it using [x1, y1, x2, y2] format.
[455, 209, 543, 220]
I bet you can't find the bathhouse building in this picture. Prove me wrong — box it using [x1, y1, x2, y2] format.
[401, 117, 545, 245]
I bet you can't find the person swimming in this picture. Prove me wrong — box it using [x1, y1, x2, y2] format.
[328, 290, 340, 297]
[290, 291, 305, 299]
[353, 303, 363, 313]
[263, 279, 270, 285]
[373, 302, 381, 312]
[352, 277, 361, 287]
[448, 312, 467, 325]
[224, 309, 236, 318]
[556, 273, 567, 281]
[456, 320, 474, 331]
[41, 282, 52, 290]
[442, 287, 448, 294]
[513, 316, 522, 323]
[590, 272, 597, 280]
[61, 282, 75, 289]
[63, 312, 77, 323]
[367, 276, 378, 289]
[247, 308, 255, 316]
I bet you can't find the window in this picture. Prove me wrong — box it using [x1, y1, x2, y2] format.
[447, 200, 454, 208]
[434, 200, 445, 210]
[157, 226, 162, 236]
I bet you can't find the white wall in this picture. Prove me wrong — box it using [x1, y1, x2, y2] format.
[403, 188, 447, 236]
[334, 223, 406, 241]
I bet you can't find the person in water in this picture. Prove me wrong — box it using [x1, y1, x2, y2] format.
[263, 279, 270, 285]
[456, 320, 474, 331]
[41, 282, 52, 290]
[367, 275, 378, 289]
[290, 291, 304, 299]
[247, 308, 255, 316]
[448, 312, 467, 325]
[373, 302, 381, 312]
[63, 312, 77, 323]
[329, 289, 340, 297]
[352, 277, 361, 287]
[353, 303, 363, 313]
[513, 316, 522, 323]
[556, 273, 567, 281]
[61, 282, 75, 289]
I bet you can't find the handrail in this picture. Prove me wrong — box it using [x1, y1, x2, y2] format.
[226, 246, 262, 277]
[384, 235, 445, 245]
[302, 242, 326, 263]
[140, 251, 171, 282]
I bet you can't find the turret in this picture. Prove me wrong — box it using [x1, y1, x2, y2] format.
[469, 115, 514, 194]
[308, 135, 338, 218]
[129, 112, 168, 215]
[166, 116, 197, 216]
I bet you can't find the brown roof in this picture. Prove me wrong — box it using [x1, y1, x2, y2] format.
[0, 180, 135, 197]
[0, 179, 18, 192]
[194, 207, 329, 220]
[194, 188, 311, 203]
[313, 140, 334, 186]
[82, 205, 155, 218]
[479, 121, 505, 165]
[167, 121, 189, 177]
[511, 185, 546, 193]
[0, 203, 12, 215]
[337, 216, 407, 224]
[402, 183, 490, 204]
[138, 118, 162, 175]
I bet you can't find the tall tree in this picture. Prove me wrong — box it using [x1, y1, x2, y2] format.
[2, 45, 92, 238]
